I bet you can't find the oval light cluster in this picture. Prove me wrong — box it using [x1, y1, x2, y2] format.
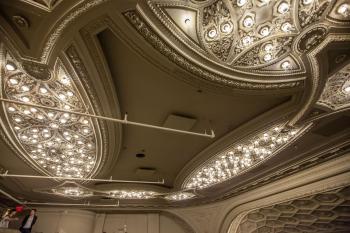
[2, 53, 101, 179]
[184, 122, 312, 190]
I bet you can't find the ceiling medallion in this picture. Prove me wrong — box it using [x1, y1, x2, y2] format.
[1, 49, 101, 178]
[144, 0, 338, 77]
[124, 10, 302, 90]
[317, 63, 350, 110]
[183, 122, 312, 190]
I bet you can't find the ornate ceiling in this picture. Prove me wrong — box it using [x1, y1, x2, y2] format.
[235, 186, 350, 233]
[0, 48, 103, 179]
[0, 0, 349, 224]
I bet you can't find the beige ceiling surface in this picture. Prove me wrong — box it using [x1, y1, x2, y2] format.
[0, 0, 349, 210]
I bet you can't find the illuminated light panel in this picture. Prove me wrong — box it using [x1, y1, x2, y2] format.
[164, 192, 196, 201]
[109, 190, 158, 199]
[36, 182, 94, 199]
[1, 53, 100, 179]
[184, 122, 312, 190]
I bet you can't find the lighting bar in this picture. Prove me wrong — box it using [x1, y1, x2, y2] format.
[24, 201, 119, 207]
[0, 98, 215, 138]
[0, 171, 165, 184]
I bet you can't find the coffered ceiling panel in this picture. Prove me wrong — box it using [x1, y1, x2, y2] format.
[235, 186, 350, 233]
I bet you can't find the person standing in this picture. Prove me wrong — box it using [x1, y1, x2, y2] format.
[0, 209, 18, 228]
[19, 209, 37, 233]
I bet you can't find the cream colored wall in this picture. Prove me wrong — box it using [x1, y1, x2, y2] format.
[159, 215, 187, 233]
[30, 209, 188, 233]
[31, 209, 95, 233]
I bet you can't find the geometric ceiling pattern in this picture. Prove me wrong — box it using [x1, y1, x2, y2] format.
[1, 49, 102, 179]
[317, 63, 350, 110]
[235, 186, 350, 233]
[148, 0, 334, 73]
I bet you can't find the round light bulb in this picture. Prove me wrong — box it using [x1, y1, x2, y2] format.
[281, 61, 291, 70]
[260, 26, 270, 37]
[9, 79, 19, 85]
[8, 106, 16, 112]
[221, 23, 233, 33]
[243, 16, 254, 27]
[40, 87, 48, 94]
[242, 36, 253, 46]
[237, 0, 247, 7]
[21, 96, 30, 102]
[303, 0, 313, 5]
[207, 28, 217, 39]
[278, 2, 290, 14]
[5, 63, 16, 71]
[338, 4, 349, 16]
[21, 85, 30, 92]
[281, 22, 292, 32]
[264, 43, 274, 52]
[264, 54, 273, 61]
[60, 76, 70, 85]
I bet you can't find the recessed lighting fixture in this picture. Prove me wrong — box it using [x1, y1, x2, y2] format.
[58, 94, 66, 100]
[243, 16, 254, 27]
[343, 84, 350, 94]
[237, 0, 247, 7]
[14, 117, 22, 122]
[221, 22, 233, 33]
[264, 43, 274, 52]
[5, 62, 16, 71]
[60, 76, 70, 85]
[303, 0, 313, 5]
[8, 106, 16, 112]
[23, 109, 31, 115]
[21, 96, 30, 102]
[21, 85, 30, 92]
[278, 2, 290, 14]
[281, 61, 291, 70]
[40, 87, 48, 94]
[184, 18, 190, 24]
[259, 26, 270, 37]
[263, 54, 273, 62]
[281, 22, 292, 32]
[338, 4, 349, 17]
[9, 78, 19, 85]
[242, 36, 253, 46]
[207, 28, 217, 39]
